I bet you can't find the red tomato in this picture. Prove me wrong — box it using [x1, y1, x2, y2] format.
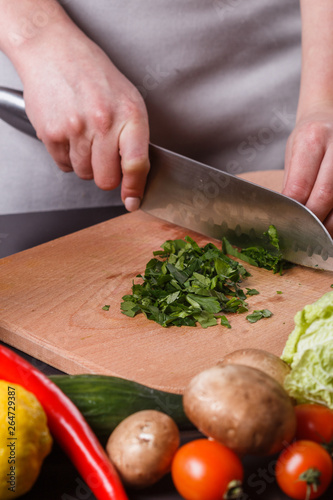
[171, 439, 243, 500]
[295, 404, 333, 445]
[276, 440, 333, 500]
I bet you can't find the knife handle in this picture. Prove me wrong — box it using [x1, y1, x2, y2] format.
[0, 87, 38, 139]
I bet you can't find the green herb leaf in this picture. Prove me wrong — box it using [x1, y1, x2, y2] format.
[120, 301, 141, 318]
[246, 288, 260, 296]
[220, 315, 231, 328]
[193, 310, 218, 329]
[265, 225, 280, 250]
[102, 305, 110, 311]
[246, 309, 273, 323]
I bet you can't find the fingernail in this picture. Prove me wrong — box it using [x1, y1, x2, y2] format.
[124, 197, 141, 212]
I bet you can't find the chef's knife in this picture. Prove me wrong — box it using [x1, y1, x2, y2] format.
[1, 86, 333, 271]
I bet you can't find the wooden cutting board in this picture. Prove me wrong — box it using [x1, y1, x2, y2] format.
[1, 171, 332, 393]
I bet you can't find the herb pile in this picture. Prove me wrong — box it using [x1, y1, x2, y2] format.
[222, 225, 290, 275]
[121, 236, 270, 328]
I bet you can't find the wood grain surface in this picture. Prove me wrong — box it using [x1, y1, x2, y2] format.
[1, 171, 332, 393]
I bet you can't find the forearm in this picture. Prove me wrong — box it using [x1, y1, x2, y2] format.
[0, 0, 75, 77]
[297, 0, 333, 119]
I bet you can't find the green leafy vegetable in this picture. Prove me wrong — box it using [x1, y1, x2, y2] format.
[283, 345, 333, 408]
[220, 315, 231, 329]
[281, 291, 333, 408]
[246, 288, 259, 296]
[222, 225, 290, 274]
[282, 291, 333, 366]
[121, 236, 253, 328]
[246, 309, 273, 323]
[102, 305, 110, 311]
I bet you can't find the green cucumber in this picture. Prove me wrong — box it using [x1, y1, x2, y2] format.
[49, 374, 194, 438]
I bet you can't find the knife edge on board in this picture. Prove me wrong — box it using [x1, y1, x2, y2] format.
[1, 86, 333, 271]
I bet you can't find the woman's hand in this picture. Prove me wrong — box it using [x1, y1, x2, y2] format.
[283, 1, 333, 237]
[1, 2, 150, 212]
[282, 106, 333, 236]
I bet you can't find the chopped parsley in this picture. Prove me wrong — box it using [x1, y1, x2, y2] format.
[121, 236, 253, 328]
[102, 305, 110, 311]
[222, 225, 290, 275]
[220, 315, 232, 329]
[246, 309, 273, 323]
[120, 228, 286, 329]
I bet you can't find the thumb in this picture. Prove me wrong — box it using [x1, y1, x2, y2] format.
[119, 118, 150, 212]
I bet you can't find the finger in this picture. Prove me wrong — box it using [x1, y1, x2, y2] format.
[282, 130, 325, 205]
[69, 134, 94, 180]
[44, 140, 73, 172]
[119, 119, 150, 211]
[60, 115, 94, 180]
[91, 131, 122, 190]
[305, 144, 333, 221]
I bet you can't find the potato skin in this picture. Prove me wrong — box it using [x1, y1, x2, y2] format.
[218, 348, 291, 387]
[106, 410, 180, 489]
[183, 364, 296, 456]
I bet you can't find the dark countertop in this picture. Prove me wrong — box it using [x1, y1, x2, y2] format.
[1, 207, 332, 500]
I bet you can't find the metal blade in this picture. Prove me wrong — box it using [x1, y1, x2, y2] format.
[141, 144, 333, 271]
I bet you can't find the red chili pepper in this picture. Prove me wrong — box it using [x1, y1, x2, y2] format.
[0, 344, 128, 500]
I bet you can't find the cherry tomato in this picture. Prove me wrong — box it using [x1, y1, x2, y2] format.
[295, 404, 333, 445]
[171, 438, 243, 500]
[276, 440, 333, 499]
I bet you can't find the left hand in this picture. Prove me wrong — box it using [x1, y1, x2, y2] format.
[282, 105, 333, 236]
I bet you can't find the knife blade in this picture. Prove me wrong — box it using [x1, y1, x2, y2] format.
[1, 86, 333, 270]
[142, 145, 333, 271]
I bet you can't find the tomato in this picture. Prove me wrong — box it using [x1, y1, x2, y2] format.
[295, 404, 333, 445]
[171, 438, 243, 500]
[276, 440, 333, 500]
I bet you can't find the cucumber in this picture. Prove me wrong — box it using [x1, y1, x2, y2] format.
[49, 374, 194, 438]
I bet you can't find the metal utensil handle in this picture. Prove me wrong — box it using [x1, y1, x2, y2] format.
[0, 87, 38, 138]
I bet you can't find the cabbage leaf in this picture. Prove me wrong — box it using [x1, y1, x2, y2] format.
[281, 291, 333, 408]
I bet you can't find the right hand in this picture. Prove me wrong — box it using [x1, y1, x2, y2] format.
[282, 106, 333, 236]
[18, 16, 150, 211]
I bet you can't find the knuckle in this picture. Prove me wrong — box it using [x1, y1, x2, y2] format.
[72, 137, 92, 160]
[123, 156, 150, 174]
[316, 185, 333, 204]
[122, 101, 146, 123]
[127, 85, 145, 104]
[91, 107, 113, 135]
[285, 180, 310, 203]
[93, 162, 121, 191]
[66, 114, 84, 136]
[42, 124, 66, 144]
[296, 122, 326, 152]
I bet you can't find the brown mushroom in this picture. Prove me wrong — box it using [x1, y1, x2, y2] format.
[183, 364, 296, 456]
[106, 409, 180, 489]
[218, 348, 291, 386]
